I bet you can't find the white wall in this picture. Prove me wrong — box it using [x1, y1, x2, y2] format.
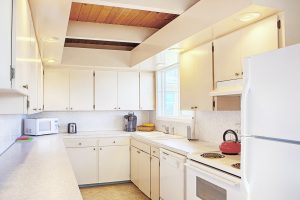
[30, 111, 150, 133]
[0, 115, 24, 155]
[152, 111, 241, 145]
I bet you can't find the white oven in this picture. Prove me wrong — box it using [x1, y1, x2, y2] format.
[185, 160, 243, 200]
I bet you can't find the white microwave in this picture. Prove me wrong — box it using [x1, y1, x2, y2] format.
[24, 118, 59, 136]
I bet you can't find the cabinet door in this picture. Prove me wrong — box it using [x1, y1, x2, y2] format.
[66, 147, 98, 185]
[241, 15, 278, 59]
[99, 146, 130, 183]
[69, 70, 94, 111]
[140, 72, 155, 110]
[0, 0, 12, 88]
[27, 64, 38, 114]
[44, 70, 70, 111]
[214, 30, 242, 82]
[180, 42, 213, 111]
[95, 71, 118, 110]
[138, 150, 151, 198]
[151, 156, 160, 200]
[37, 61, 44, 111]
[118, 72, 140, 110]
[13, 0, 32, 93]
[130, 146, 139, 186]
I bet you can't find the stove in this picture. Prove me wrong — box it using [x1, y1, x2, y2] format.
[188, 151, 241, 177]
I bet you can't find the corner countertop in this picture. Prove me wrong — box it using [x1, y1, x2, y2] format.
[61, 130, 131, 138]
[0, 135, 83, 200]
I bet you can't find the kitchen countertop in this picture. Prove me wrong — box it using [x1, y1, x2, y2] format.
[0, 135, 83, 200]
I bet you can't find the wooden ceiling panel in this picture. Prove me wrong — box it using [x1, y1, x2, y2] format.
[69, 3, 179, 29]
[78, 4, 93, 21]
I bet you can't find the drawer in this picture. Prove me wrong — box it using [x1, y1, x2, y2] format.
[131, 139, 150, 154]
[151, 146, 160, 158]
[99, 137, 130, 146]
[63, 138, 97, 148]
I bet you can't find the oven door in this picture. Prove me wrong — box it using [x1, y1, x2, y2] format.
[185, 160, 242, 200]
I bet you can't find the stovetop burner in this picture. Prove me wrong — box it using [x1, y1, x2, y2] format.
[200, 153, 225, 159]
[232, 163, 240, 169]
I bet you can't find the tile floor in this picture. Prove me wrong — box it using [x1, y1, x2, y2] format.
[80, 183, 150, 200]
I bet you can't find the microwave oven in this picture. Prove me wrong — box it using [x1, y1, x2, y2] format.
[24, 118, 59, 136]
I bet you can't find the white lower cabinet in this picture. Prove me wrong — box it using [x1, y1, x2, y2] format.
[65, 137, 130, 185]
[151, 156, 160, 200]
[99, 145, 130, 183]
[66, 147, 98, 185]
[130, 145, 151, 198]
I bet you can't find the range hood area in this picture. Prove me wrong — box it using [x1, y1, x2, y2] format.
[210, 79, 243, 96]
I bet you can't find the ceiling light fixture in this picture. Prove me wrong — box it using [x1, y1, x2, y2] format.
[238, 12, 261, 22]
[44, 37, 59, 43]
[47, 58, 56, 63]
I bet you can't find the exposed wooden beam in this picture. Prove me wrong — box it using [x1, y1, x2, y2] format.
[66, 21, 158, 43]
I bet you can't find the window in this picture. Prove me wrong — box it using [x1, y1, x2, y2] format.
[156, 64, 192, 120]
[157, 65, 180, 118]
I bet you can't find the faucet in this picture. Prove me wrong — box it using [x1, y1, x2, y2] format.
[163, 125, 170, 134]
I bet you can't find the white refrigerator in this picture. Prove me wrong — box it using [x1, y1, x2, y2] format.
[241, 44, 300, 200]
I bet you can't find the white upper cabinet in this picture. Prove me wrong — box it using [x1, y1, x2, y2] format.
[70, 70, 94, 111]
[139, 72, 155, 110]
[241, 15, 279, 59]
[95, 71, 118, 110]
[180, 42, 214, 111]
[37, 61, 44, 112]
[214, 30, 243, 82]
[0, 0, 13, 89]
[44, 70, 70, 111]
[214, 15, 279, 82]
[118, 72, 140, 110]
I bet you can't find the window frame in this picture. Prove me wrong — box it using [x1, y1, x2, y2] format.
[156, 64, 192, 122]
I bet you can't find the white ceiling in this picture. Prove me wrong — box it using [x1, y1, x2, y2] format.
[28, 0, 282, 70]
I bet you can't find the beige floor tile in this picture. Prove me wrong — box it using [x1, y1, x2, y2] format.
[80, 183, 150, 200]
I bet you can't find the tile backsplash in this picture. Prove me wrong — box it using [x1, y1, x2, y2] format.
[30, 111, 150, 133]
[151, 111, 241, 145]
[0, 115, 24, 155]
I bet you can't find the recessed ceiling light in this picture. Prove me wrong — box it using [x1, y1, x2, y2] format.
[238, 12, 261, 22]
[44, 37, 59, 43]
[47, 59, 56, 63]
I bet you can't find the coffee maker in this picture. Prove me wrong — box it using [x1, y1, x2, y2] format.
[124, 112, 137, 132]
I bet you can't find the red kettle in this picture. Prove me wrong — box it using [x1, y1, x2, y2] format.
[219, 129, 241, 155]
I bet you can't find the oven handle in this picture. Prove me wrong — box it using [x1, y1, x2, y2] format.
[185, 163, 240, 186]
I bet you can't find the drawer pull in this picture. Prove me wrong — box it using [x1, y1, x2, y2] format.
[100, 148, 102, 150]
[113, 141, 116, 143]
[78, 142, 82, 146]
[153, 151, 156, 153]
[162, 152, 169, 156]
[137, 151, 141, 154]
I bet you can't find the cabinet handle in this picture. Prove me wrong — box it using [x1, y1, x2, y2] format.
[22, 85, 28, 89]
[38, 108, 42, 111]
[78, 142, 82, 146]
[93, 148, 96, 150]
[114, 107, 117, 110]
[118, 107, 121, 110]
[100, 148, 102, 150]
[66, 107, 69, 110]
[113, 141, 116, 144]
[33, 108, 37, 111]
[235, 72, 240, 77]
[70, 107, 73, 110]
[153, 151, 156, 154]
[137, 151, 141, 154]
